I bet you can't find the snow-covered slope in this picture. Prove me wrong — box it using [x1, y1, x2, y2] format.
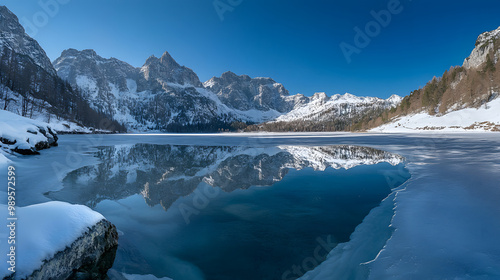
[0, 109, 58, 155]
[372, 26, 500, 133]
[276, 93, 402, 123]
[0, 84, 99, 134]
[372, 96, 500, 132]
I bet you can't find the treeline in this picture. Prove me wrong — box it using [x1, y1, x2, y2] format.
[239, 106, 385, 132]
[0, 47, 126, 132]
[162, 120, 246, 133]
[244, 119, 349, 132]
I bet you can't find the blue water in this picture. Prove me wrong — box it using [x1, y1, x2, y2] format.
[45, 144, 410, 280]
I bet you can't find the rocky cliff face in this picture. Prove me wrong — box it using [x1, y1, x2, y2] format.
[204, 71, 307, 113]
[463, 26, 500, 69]
[141, 52, 203, 87]
[0, 6, 55, 76]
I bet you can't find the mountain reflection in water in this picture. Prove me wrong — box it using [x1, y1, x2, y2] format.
[46, 145, 404, 210]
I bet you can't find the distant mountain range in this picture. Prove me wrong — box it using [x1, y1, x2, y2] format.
[52, 47, 402, 132]
[1, 5, 499, 133]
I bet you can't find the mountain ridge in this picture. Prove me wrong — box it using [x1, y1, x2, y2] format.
[53, 47, 403, 131]
[0, 5, 126, 133]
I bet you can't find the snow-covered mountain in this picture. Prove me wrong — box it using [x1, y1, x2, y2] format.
[0, 5, 125, 133]
[275, 92, 402, 123]
[204, 71, 308, 115]
[55, 48, 401, 131]
[0, 6, 55, 75]
[54, 49, 239, 131]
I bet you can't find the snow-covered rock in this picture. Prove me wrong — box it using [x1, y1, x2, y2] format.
[0, 109, 58, 155]
[1, 202, 118, 279]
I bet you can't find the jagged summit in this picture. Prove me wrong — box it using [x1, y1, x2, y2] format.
[140, 50, 202, 86]
[204, 71, 292, 113]
[159, 50, 181, 69]
[0, 5, 24, 34]
[463, 26, 500, 69]
[311, 92, 328, 101]
[475, 26, 500, 46]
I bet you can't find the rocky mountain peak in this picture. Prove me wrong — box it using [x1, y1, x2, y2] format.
[220, 71, 240, 80]
[59, 48, 80, 57]
[0, 5, 24, 34]
[141, 51, 202, 87]
[463, 26, 500, 69]
[144, 54, 158, 64]
[387, 94, 403, 104]
[0, 5, 56, 75]
[159, 51, 180, 69]
[204, 71, 293, 113]
[475, 26, 500, 46]
[311, 92, 328, 102]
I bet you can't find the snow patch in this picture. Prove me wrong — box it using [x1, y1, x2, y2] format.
[373, 96, 500, 132]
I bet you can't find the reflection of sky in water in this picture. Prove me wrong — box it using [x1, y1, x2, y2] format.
[47, 144, 410, 280]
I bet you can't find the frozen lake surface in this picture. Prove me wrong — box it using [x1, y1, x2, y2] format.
[2, 133, 500, 279]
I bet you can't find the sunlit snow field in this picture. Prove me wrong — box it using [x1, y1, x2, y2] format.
[1, 133, 500, 280]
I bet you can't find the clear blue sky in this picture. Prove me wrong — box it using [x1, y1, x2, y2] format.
[3, 0, 500, 98]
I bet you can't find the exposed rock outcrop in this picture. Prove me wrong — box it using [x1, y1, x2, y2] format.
[21, 220, 118, 280]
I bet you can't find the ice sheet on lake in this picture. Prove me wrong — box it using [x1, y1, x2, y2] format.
[300, 134, 500, 280]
